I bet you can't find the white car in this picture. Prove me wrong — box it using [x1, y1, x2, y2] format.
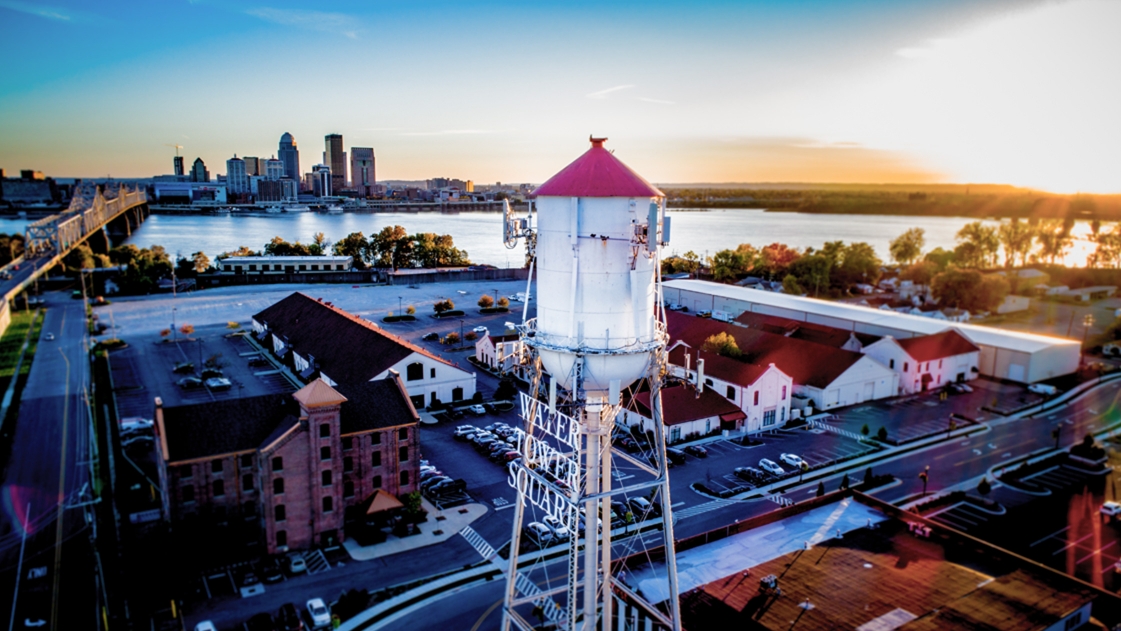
[1102, 501, 1121, 516]
[468, 404, 486, 415]
[1028, 383, 1058, 396]
[542, 515, 571, 541]
[194, 623, 217, 631]
[780, 453, 806, 468]
[43, 332, 55, 341]
[473, 326, 489, 334]
[525, 521, 555, 547]
[306, 597, 331, 628]
[286, 554, 307, 574]
[759, 458, 785, 476]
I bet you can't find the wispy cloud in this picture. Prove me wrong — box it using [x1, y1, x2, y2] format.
[0, 1, 73, 21]
[637, 97, 675, 105]
[246, 7, 362, 39]
[585, 84, 636, 100]
[400, 129, 498, 137]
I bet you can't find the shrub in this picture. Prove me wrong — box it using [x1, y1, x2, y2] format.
[434, 299, 455, 314]
[478, 295, 495, 309]
[863, 467, 874, 486]
[977, 477, 991, 496]
[497, 297, 510, 308]
[876, 427, 888, 442]
[861, 424, 870, 436]
[226, 321, 240, 329]
[443, 332, 460, 345]
[701, 332, 741, 358]
[465, 331, 478, 341]
[816, 482, 825, 497]
[406, 305, 416, 315]
[840, 473, 850, 490]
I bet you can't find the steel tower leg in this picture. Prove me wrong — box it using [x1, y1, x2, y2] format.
[649, 377, 682, 630]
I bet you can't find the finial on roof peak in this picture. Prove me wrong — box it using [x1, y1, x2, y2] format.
[589, 136, 608, 148]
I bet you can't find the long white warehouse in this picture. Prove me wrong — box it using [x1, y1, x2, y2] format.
[663, 279, 1079, 384]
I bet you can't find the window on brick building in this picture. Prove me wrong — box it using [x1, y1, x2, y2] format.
[182, 485, 195, 503]
[179, 465, 193, 479]
[276, 530, 287, 547]
[399, 428, 408, 440]
[344, 480, 354, 498]
[372, 452, 381, 467]
[343, 456, 353, 473]
[399, 446, 408, 462]
[272, 456, 283, 471]
[213, 480, 224, 497]
[211, 460, 223, 474]
[372, 475, 382, 489]
[320, 446, 331, 461]
[322, 496, 333, 513]
[273, 478, 284, 494]
[400, 470, 410, 486]
[240, 454, 253, 468]
[407, 362, 423, 381]
[242, 474, 254, 492]
[371, 433, 381, 445]
[275, 504, 286, 521]
[322, 470, 332, 487]
[342, 437, 353, 450]
[320, 423, 330, 438]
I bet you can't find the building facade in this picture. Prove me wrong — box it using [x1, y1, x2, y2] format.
[312, 164, 331, 198]
[350, 147, 375, 197]
[264, 158, 285, 181]
[216, 255, 353, 273]
[226, 155, 248, 195]
[278, 132, 300, 182]
[474, 333, 523, 376]
[324, 133, 347, 192]
[189, 157, 210, 183]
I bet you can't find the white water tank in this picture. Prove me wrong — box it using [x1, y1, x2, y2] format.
[531, 138, 666, 396]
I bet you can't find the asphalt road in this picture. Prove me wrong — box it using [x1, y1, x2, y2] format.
[0, 293, 97, 629]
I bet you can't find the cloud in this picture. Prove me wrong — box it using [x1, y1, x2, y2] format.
[0, 1, 73, 21]
[245, 7, 361, 38]
[637, 97, 675, 105]
[585, 84, 636, 100]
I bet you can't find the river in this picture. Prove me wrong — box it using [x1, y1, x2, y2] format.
[0, 209, 1098, 267]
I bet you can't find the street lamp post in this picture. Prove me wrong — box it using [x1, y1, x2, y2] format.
[459, 319, 464, 347]
[171, 307, 177, 343]
[398, 296, 403, 316]
[1082, 313, 1094, 369]
[919, 465, 930, 496]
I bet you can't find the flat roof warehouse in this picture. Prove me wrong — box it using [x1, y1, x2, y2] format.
[663, 280, 1079, 384]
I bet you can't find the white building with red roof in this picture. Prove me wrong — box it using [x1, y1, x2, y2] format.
[620, 383, 746, 444]
[474, 331, 524, 377]
[863, 329, 981, 394]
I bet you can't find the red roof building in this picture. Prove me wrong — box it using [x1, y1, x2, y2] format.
[863, 329, 981, 395]
[532, 137, 663, 198]
[621, 384, 746, 444]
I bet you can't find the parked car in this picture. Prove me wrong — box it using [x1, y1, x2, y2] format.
[238, 570, 261, 588]
[947, 382, 973, 394]
[421, 476, 453, 492]
[779, 453, 806, 468]
[759, 459, 785, 476]
[542, 515, 571, 541]
[248, 356, 270, 367]
[734, 466, 764, 482]
[428, 479, 467, 495]
[422, 332, 440, 341]
[286, 555, 307, 575]
[524, 522, 554, 547]
[306, 598, 331, 628]
[120, 417, 153, 431]
[205, 377, 233, 391]
[177, 376, 203, 389]
[473, 326, 489, 334]
[684, 445, 708, 458]
[628, 497, 654, 518]
[195, 622, 218, 631]
[468, 404, 487, 415]
[277, 603, 303, 631]
[258, 558, 284, 584]
[244, 613, 276, 631]
[1102, 501, 1121, 516]
[420, 469, 443, 483]
[43, 332, 55, 341]
[666, 448, 687, 465]
[200, 367, 224, 379]
[453, 425, 479, 440]
[172, 362, 195, 374]
[1028, 383, 1058, 396]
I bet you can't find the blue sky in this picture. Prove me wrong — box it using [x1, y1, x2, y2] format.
[1, 0, 1117, 192]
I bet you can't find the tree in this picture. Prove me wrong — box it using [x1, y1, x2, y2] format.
[900, 261, 937, 288]
[861, 424, 870, 437]
[782, 274, 803, 295]
[497, 296, 510, 308]
[701, 332, 741, 358]
[977, 477, 991, 496]
[313, 232, 329, 250]
[923, 247, 956, 271]
[836, 242, 882, 288]
[179, 324, 194, 337]
[226, 321, 240, 329]
[478, 294, 495, 309]
[759, 243, 801, 279]
[465, 331, 478, 341]
[333, 232, 370, 269]
[839, 473, 850, 490]
[1034, 218, 1073, 265]
[220, 245, 260, 257]
[443, 332, 460, 345]
[997, 218, 1034, 267]
[1092, 223, 1121, 269]
[263, 236, 314, 257]
[863, 467, 874, 486]
[816, 481, 825, 497]
[787, 254, 831, 296]
[406, 305, 416, 315]
[931, 268, 1010, 313]
[954, 221, 1000, 268]
[876, 426, 888, 441]
[433, 299, 455, 314]
[889, 227, 925, 266]
[711, 249, 748, 282]
[191, 251, 210, 274]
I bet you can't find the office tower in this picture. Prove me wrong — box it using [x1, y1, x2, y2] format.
[350, 147, 375, 197]
[173, 156, 184, 177]
[226, 155, 248, 195]
[324, 134, 346, 192]
[190, 157, 210, 183]
[264, 158, 284, 181]
[278, 132, 300, 181]
[312, 164, 331, 198]
[244, 156, 260, 177]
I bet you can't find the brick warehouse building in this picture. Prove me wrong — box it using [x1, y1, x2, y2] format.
[154, 375, 420, 554]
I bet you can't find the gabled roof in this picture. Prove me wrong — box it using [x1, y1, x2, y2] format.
[532, 138, 663, 198]
[335, 375, 420, 434]
[293, 378, 347, 408]
[253, 293, 463, 386]
[734, 312, 881, 348]
[488, 333, 520, 344]
[160, 394, 299, 462]
[896, 329, 980, 362]
[666, 311, 863, 389]
[630, 384, 745, 427]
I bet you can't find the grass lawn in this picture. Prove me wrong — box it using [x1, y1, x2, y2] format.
[0, 308, 43, 426]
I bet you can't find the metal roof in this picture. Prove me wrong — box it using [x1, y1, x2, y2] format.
[664, 279, 1079, 354]
[532, 137, 663, 198]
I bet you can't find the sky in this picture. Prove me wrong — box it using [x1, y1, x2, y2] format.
[0, 0, 1118, 193]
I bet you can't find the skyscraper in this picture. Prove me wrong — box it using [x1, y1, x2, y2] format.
[173, 156, 184, 177]
[264, 157, 284, 181]
[243, 156, 260, 177]
[189, 157, 209, 183]
[226, 155, 248, 195]
[278, 132, 300, 182]
[324, 134, 346, 192]
[312, 164, 331, 198]
[350, 147, 375, 197]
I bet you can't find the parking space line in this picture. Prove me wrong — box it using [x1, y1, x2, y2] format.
[1053, 531, 1097, 556]
[1031, 526, 1071, 548]
[1076, 540, 1118, 566]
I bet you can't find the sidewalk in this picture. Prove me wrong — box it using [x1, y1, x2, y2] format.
[343, 499, 488, 561]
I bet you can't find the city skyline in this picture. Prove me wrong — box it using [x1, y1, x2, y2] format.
[0, 0, 1118, 193]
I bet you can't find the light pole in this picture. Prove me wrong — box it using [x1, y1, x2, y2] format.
[919, 465, 930, 496]
[398, 295, 403, 316]
[171, 307, 177, 343]
[459, 319, 464, 347]
[1082, 313, 1094, 369]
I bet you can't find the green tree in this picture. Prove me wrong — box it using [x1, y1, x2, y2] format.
[923, 247, 956, 271]
[787, 253, 831, 296]
[191, 251, 210, 274]
[711, 249, 748, 282]
[900, 261, 938, 288]
[876, 426, 888, 441]
[1034, 218, 1074, 265]
[263, 236, 314, 257]
[889, 227, 925, 266]
[782, 274, 804, 295]
[433, 299, 455, 314]
[954, 221, 1000, 268]
[836, 242, 882, 288]
[816, 481, 825, 497]
[701, 332, 741, 358]
[931, 268, 1010, 313]
[332, 232, 370, 269]
[977, 477, 991, 496]
[997, 218, 1034, 267]
[839, 473, 850, 490]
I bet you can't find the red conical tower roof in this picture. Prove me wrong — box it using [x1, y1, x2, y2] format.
[532, 137, 663, 198]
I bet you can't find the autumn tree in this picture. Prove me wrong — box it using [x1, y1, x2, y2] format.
[433, 299, 455, 314]
[701, 332, 741, 358]
[332, 232, 370, 269]
[759, 243, 801, 279]
[497, 296, 510, 308]
[478, 294, 495, 309]
[191, 251, 211, 274]
[889, 227, 925, 266]
[931, 268, 1010, 313]
[900, 261, 938, 288]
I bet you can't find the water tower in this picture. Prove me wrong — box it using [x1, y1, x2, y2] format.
[502, 137, 681, 630]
